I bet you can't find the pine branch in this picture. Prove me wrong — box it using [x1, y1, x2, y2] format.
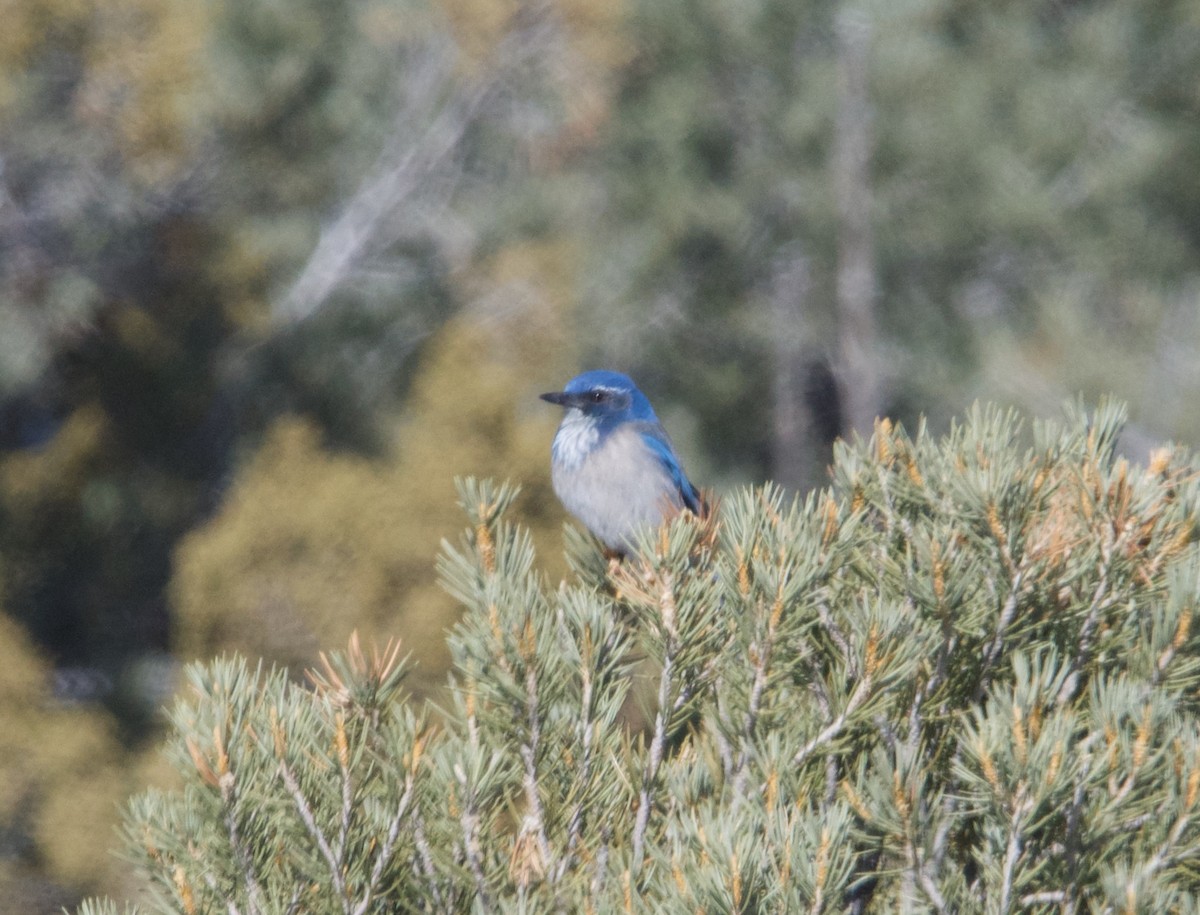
[78, 404, 1200, 914]
[632, 647, 677, 874]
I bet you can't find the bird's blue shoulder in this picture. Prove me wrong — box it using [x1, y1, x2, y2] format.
[635, 424, 703, 515]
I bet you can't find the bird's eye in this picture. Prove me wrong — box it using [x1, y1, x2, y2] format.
[590, 391, 606, 403]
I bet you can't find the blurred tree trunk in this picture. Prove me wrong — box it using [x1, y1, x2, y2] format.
[767, 246, 819, 491]
[832, 9, 882, 437]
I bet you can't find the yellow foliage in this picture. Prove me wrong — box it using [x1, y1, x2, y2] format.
[0, 0, 88, 82]
[173, 270, 577, 696]
[0, 407, 114, 596]
[0, 404, 109, 512]
[437, 0, 629, 67]
[171, 417, 409, 671]
[0, 0, 209, 179]
[437, 0, 519, 61]
[435, 0, 631, 161]
[81, 0, 210, 174]
[0, 613, 133, 899]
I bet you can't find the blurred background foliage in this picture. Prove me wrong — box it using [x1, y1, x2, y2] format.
[0, 609, 165, 910]
[173, 299, 573, 696]
[0, 0, 1198, 907]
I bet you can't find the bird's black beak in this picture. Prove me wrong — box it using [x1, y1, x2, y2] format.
[540, 391, 570, 407]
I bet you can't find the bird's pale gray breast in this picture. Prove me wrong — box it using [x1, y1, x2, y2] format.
[551, 424, 681, 551]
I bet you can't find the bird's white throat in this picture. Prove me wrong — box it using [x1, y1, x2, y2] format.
[552, 409, 600, 470]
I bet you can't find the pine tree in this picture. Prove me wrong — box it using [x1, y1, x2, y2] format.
[84, 401, 1200, 912]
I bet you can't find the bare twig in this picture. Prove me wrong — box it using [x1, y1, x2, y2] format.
[284, 884, 304, 915]
[351, 776, 417, 915]
[561, 661, 596, 873]
[1138, 811, 1193, 883]
[1056, 559, 1113, 707]
[558, 624, 625, 885]
[981, 572, 1023, 674]
[906, 835, 948, 914]
[278, 757, 350, 910]
[632, 650, 676, 872]
[712, 686, 737, 781]
[817, 601, 856, 679]
[202, 870, 244, 915]
[519, 662, 553, 879]
[792, 675, 873, 768]
[1020, 891, 1066, 905]
[732, 586, 784, 800]
[411, 807, 445, 909]
[454, 762, 493, 912]
[218, 773, 268, 915]
[592, 825, 612, 898]
[997, 790, 1032, 913]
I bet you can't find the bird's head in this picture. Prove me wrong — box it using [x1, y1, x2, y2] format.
[540, 370, 658, 429]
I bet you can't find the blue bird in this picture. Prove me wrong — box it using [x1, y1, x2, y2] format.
[540, 370, 704, 555]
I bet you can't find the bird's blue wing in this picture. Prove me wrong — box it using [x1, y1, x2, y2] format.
[637, 425, 704, 515]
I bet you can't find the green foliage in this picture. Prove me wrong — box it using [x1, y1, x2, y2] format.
[0, 0, 215, 393]
[171, 305, 573, 697]
[76, 902, 144, 915]
[570, 0, 1200, 466]
[87, 402, 1200, 911]
[0, 0, 233, 681]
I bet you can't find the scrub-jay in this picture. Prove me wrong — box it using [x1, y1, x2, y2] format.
[541, 370, 703, 555]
